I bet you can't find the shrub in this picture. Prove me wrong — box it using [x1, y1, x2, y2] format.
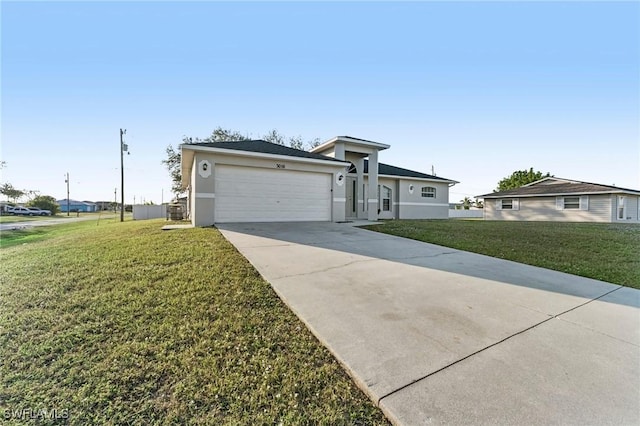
[28, 195, 60, 214]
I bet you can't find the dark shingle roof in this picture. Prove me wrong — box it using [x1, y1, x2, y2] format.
[480, 180, 640, 198]
[184, 140, 456, 182]
[183, 140, 347, 163]
[363, 160, 455, 182]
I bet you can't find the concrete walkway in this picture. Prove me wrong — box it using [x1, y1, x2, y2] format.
[217, 222, 640, 425]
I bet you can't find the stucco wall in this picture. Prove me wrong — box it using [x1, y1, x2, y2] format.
[396, 179, 450, 219]
[351, 176, 450, 220]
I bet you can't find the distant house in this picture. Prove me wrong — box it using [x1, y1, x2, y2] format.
[479, 177, 640, 223]
[94, 201, 114, 211]
[57, 199, 98, 213]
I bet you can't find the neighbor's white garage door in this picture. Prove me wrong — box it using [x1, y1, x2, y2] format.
[215, 165, 332, 222]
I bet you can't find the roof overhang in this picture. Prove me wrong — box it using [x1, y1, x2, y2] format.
[379, 174, 458, 185]
[311, 136, 390, 155]
[180, 144, 350, 188]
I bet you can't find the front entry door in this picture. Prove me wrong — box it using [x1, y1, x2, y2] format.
[346, 177, 357, 218]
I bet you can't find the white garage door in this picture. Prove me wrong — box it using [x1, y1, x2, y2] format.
[215, 165, 332, 223]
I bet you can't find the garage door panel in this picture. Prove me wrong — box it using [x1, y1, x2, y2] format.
[215, 165, 331, 222]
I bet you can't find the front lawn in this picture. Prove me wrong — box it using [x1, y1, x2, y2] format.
[0, 219, 388, 425]
[364, 220, 640, 289]
[0, 215, 62, 224]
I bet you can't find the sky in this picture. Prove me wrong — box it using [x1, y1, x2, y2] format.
[2, 0, 639, 205]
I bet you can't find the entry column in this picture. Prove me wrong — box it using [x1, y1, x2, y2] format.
[354, 157, 366, 219]
[367, 150, 379, 221]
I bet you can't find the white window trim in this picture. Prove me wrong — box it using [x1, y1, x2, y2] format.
[496, 199, 518, 211]
[421, 186, 436, 198]
[556, 195, 589, 211]
[378, 185, 392, 212]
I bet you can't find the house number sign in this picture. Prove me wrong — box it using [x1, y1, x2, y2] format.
[276, 163, 286, 169]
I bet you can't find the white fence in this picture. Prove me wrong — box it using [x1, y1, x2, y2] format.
[133, 205, 166, 220]
[449, 209, 484, 219]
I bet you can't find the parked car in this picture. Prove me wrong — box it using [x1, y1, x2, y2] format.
[28, 207, 52, 216]
[10, 206, 35, 216]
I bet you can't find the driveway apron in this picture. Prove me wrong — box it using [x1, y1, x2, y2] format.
[217, 222, 640, 425]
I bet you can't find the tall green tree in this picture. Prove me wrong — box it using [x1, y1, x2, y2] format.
[496, 168, 551, 192]
[0, 183, 25, 203]
[163, 127, 321, 198]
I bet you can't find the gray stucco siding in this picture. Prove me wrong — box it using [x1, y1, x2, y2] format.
[396, 179, 450, 219]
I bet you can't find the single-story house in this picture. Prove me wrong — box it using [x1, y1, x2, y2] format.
[181, 136, 457, 226]
[56, 199, 98, 213]
[479, 177, 640, 223]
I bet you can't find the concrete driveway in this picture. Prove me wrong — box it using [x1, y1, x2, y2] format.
[217, 221, 640, 425]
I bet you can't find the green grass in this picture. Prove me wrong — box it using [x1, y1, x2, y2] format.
[0, 219, 388, 425]
[0, 220, 105, 249]
[364, 220, 640, 289]
[0, 211, 119, 224]
[0, 215, 61, 224]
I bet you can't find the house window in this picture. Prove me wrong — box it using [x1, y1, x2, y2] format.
[378, 185, 392, 211]
[421, 187, 436, 198]
[496, 199, 519, 210]
[556, 195, 589, 211]
[563, 197, 580, 209]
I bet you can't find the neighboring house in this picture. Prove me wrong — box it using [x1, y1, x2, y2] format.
[0, 202, 14, 214]
[479, 177, 640, 223]
[57, 199, 98, 212]
[181, 136, 457, 226]
[94, 201, 114, 211]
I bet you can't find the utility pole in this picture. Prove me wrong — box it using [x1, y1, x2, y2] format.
[65, 172, 70, 216]
[120, 128, 127, 222]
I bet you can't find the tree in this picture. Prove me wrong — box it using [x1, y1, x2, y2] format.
[262, 129, 321, 151]
[24, 189, 41, 202]
[0, 183, 25, 203]
[461, 196, 472, 210]
[163, 127, 252, 198]
[474, 198, 484, 209]
[496, 168, 551, 192]
[28, 195, 59, 214]
[163, 127, 321, 198]
[162, 144, 185, 197]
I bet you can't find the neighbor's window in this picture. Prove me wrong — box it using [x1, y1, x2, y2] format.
[421, 186, 436, 198]
[563, 197, 580, 209]
[501, 199, 513, 210]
